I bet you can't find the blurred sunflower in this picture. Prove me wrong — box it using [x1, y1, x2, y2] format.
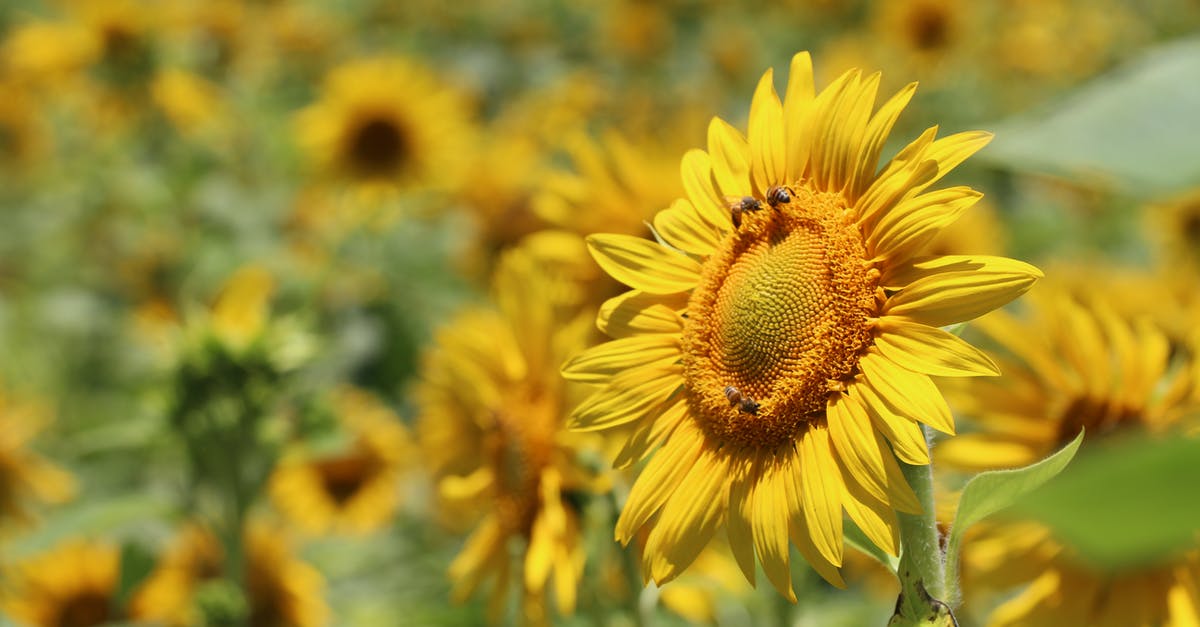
[415, 248, 606, 624]
[0, 21, 95, 86]
[270, 387, 412, 536]
[1149, 188, 1200, 274]
[565, 52, 1041, 598]
[871, 0, 972, 74]
[0, 390, 74, 525]
[938, 290, 1200, 626]
[132, 520, 329, 627]
[1, 540, 123, 626]
[535, 128, 690, 240]
[205, 264, 275, 355]
[0, 82, 49, 169]
[296, 57, 475, 194]
[150, 68, 225, 136]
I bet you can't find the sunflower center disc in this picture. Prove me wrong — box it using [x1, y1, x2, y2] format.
[682, 185, 877, 449]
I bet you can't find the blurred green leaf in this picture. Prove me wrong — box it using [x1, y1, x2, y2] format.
[11, 493, 175, 556]
[983, 37, 1200, 194]
[944, 431, 1083, 600]
[1009, 434, 1200, 570]
[114, 541, 157, 609]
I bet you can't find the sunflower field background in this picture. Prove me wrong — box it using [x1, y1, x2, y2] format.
[2, 0, 1200, 626]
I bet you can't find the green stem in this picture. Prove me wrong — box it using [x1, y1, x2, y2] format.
[897, 457, 944, 601]
[890, 432, 957, 627]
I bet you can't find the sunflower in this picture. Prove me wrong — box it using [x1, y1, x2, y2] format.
[1, 540, 123, 627]
[270, 387, 412, 536]
[415, 248, 606, 624]
[296, 57, 475, 193]
[150, 68, 224, 136]
[872, 0, 971, 69]
[1149, 188, 1200, 275]
[0, 81, 49, 170]
[0, 390, 74, 525]
[936, 290, 1200, 626]
[131, 520, 329, 627]
[564, 52, 1041, 598]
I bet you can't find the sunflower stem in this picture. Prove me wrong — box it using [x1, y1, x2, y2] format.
[891, 444, 957, 626]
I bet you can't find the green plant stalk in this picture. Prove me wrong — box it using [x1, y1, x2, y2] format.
[891, 437, 956, 626]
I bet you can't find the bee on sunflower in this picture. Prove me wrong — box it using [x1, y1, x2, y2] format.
[564, 52, 1041, 599]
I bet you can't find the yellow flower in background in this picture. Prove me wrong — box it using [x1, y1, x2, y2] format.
[132, 520, 329, 627]
[535, 128, 692, 241]
[938, 287, 1198, 467]
[1, 21, 96, 85]
[270, 387, 412, 536]
[1149, 188, 1200, 274]
[0, 82, 49, 169]
[209, 265, 275, 353]
[871, 0, 972, 71]
[566, 52, 1041, 598]
[150, 68, 225, 135]
[0, 390, 75, 525]
[1, 540, 121, 626]
[937, 290, 1200, 626]
[415, 248, 606, 624]
[130, 524, 224, 626]
[296, 57, 475, 193]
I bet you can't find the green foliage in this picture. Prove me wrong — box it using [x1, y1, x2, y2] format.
[943, 430, 1085, 603]
[1010, 433, 1200, 570]
[984, 37, 1200, 195]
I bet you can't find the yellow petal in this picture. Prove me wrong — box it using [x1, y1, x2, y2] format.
[525, 511, 555, 591]
[827, 393, 920, 513]
[616, 424, 704, 543]
[799, 423, 844, 566]
[855, 158, 938, 229]
[726, 453, 759, 586]
[851, 382, 930, 465]
[784, 458, 847, 588]
[612, 395, 688, 469]
[680, 149, 733, 232]
[884, 258, 1043, 327]
[848, 82, 917, 202]
[783, 52, 815, 181]
[569, 364, 682, 431]
[867, 187, 982, 262]
[561, 334, 680, 383]
[754, 452, 797, 601]
[921, 130, 994, 189]
[597, 290, 685, 339]
[840, 474, 900, 557]
[707, 117, 752, 199]
[807, 69, 859, 192]
[586, 233, 703, 295]
[830, 72, 880, 194]
[748, 68, 785, 195]
[645, 443, 730, 584]
[653, 198, 721, 256]
[859, 350, 955, 435]
[875, 317, 999, 377]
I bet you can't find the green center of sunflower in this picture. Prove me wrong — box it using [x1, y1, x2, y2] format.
[682, 184, 877, 449]
[348, 114, 410, 176]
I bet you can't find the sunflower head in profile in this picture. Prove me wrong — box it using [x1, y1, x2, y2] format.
[937, 288, 1200, 626]
[565, 52, 1041, 599]
[415, 247, 607, 624]
[296, 57, 475, 193]
[270, 386, 412, 536]
[130, 520, 329, 627]
[1, 540, 122, 627]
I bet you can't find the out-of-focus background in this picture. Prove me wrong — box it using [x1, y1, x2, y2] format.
[1, 0, 1199, 625]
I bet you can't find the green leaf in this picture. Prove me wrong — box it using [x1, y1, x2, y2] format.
[982, 37, 1200, 195]
[1009, 433, 1200, 570]
[943, 430, 1084, 601]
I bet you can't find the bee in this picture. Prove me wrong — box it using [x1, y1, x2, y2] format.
[727, 196, 764, 228]
[766, 185, 792, 208]
[723, 385, 760, 415]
